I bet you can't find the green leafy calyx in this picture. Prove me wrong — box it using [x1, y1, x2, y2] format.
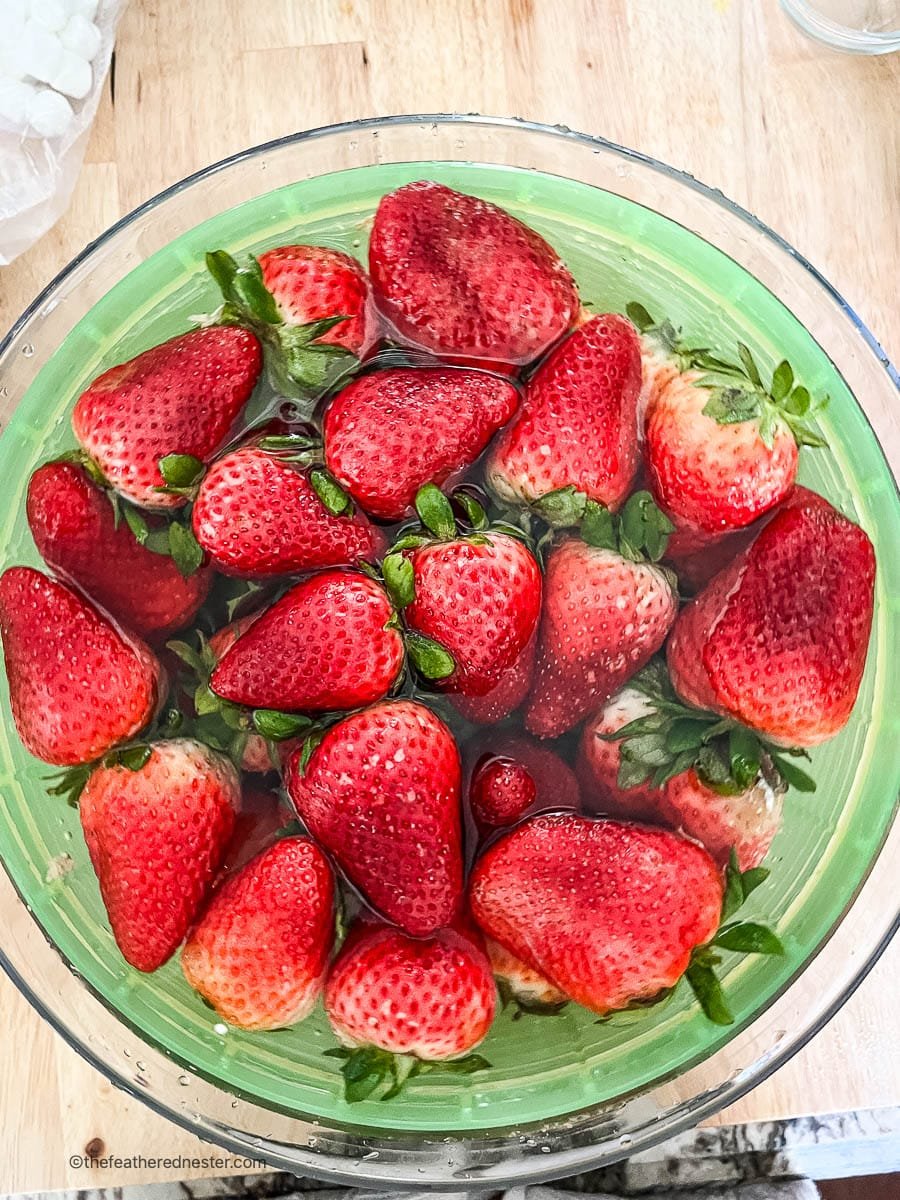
[601, 659, 816, 796]
[626, 301, 828, 450]
[686, 849, 785, 1026]
[532, 488, 674, 564]
[205, 249, 359, 398]
[309, 468, 353, 517]
[323, 1045, 490, 1103]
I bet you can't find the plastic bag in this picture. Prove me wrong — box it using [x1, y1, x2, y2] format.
[0, 0, 125, 265]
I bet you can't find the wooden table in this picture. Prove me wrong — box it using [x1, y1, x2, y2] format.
[1, 0, 898, 1192]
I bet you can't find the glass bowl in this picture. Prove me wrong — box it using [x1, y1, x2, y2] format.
[0, 115, 898, 1190]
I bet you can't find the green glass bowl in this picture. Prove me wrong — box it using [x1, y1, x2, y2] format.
[0, 116, 897, 1189]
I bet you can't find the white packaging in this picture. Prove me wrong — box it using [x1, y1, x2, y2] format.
[0, 0, 124, 265]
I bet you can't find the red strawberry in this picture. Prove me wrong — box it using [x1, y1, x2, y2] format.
[26, 459, 210, 639]
[486, 937, 567, 1012]
[0, 566, 160, 766]
[324, 367, 519, 521]
[72, 326, 262, 508]
[192, 444, 386, 577]
[646, 370, 798, 537]
[663, 768, 784, 872]
[258, 244, 377, 357]
[576, 686, 663, 823]
[80, 738, 239, 971]
[470, 814, 722, 1015]
[325, 920, 495, 1096]
[285, 700, 463, 937]
[470, 757, 537, 829]
[210, 570, 404, 711]
[579, 690, 785, 869]
[205, 246, 376, 397]
[393, 491, 542, 722]
[668, 487, 875, 746]
[369, 180, 579, 366]
[525, 534, 677, 738]
[182, 836, 334, 1029]
[632, 306, 827, 541]
[485, 315, 642, 512]
[205, 616, 278, 772]
[466, 730, 582, 823]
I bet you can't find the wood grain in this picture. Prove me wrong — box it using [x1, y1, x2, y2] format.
[0, 0, 897, 1190]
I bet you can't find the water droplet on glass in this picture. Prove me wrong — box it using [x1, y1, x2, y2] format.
[178, 1075, 189, 1086]
[213, 1022, 228, 1036]
[619, 1134, 633, 1147]
[540, 1146, 551, 1154]
[123, 1048, 131, 1058]
[231, 1099, 238, 1108]
[135, 1060, 146, 1070]
[22, 344, 34, 357]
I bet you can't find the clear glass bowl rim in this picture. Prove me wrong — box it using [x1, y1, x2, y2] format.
[0, 113, 897, 1190]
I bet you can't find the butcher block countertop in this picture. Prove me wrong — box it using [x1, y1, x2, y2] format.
[0, 0, 897, 1191]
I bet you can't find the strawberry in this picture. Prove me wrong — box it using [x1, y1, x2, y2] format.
[384, 486, 541, 722]
[485, 315, 642, 513]
[630, 304, 828, 542]
[205, 246, 377, 398]
[285, 700, 463, 937]
[191, 442, 385, 577]
[579, 687, 785, 870]
[0, 566, 160, 766]
[369, 180, 579, 366]
[203, 616, 278, 773]
[486, 937, 568, 1013]
[524, 493, 678, 738]
[323, 367, 519, 521]
[26, 459, 211, 639]
[667, 487, 875, 746]
[79, 738, 239, 972]
[663, 768, 784, 872]
[258, 244, 377, 356]
[470, 814, 723, 1015]
[72, 326, 262, 508]
[210, 570, 404, 712]
[576, 686, 663, 823]
[465, 730, 582, 826]
[182, 836, 334, 1030]
[470, 757, 537, 830]
[324, 920, 495, 1099]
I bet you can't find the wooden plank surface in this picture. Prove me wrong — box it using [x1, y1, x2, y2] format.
[0, 0, 898, 1191]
